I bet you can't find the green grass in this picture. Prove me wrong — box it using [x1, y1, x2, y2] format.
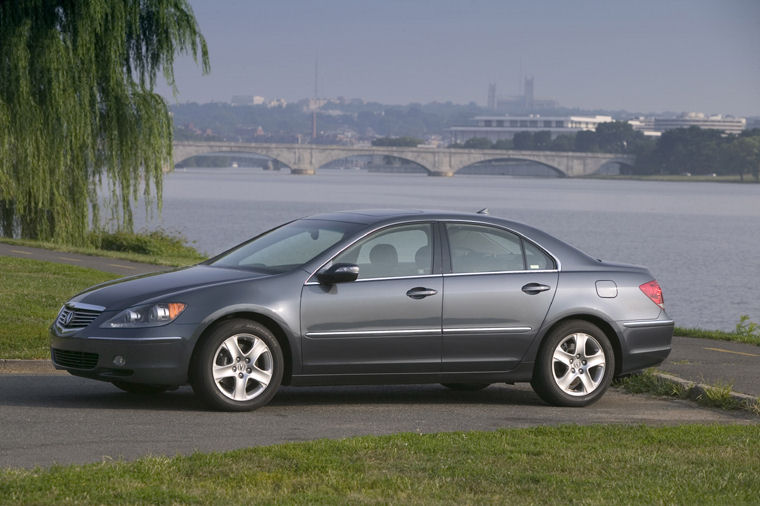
[675, 325, 760, 347]
[1, 425, 758, 504]
[0, 230, 205, 268]
[614, 369, 689, 399]
[0, 256, 116, 359]
[615, 369, 760, 414]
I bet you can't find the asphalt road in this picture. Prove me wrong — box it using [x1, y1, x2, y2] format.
[662, 336, 760, 397]
[0, 242, 165, 276]
[0, 375, 756, 469]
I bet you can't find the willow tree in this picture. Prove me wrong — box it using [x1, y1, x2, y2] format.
[0, 0, 209, 242]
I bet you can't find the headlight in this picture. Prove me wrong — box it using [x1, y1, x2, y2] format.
[101, 302, 186, 328]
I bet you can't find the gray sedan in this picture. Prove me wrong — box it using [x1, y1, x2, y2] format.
[50, 210, 673, 411]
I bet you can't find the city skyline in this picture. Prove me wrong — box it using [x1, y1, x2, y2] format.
[156, 0, 760, 117]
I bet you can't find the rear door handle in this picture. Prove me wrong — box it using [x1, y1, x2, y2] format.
[522, 283, 551, 295]
[406, 287, 438, 299]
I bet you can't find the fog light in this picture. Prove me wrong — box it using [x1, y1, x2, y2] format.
[113, 355, 126, 367]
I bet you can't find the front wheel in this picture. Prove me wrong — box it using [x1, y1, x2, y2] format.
[531, 320, 614, 407]
[190, 319, 284, 411]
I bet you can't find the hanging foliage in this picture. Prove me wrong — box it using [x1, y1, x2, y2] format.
[0, 0, 209, 242]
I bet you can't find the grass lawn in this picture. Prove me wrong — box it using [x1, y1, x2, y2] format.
[0, 256, 116, 359]
[0, 425, 758, 504]
[675, 326, 760, 347]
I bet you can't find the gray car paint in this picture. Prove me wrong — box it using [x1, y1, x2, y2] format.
[50, 209, 673, 389]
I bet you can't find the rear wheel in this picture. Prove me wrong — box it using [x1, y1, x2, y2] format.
[441, 383, 490, 391]
[191, 319, 283, 411]
[531, 320, 614, 407]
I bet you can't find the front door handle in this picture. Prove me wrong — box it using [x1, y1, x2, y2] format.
[406, 287, 438, 299]
[522, 283, 551, 295]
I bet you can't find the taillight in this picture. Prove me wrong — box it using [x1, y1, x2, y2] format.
[639, 280, 664, 309]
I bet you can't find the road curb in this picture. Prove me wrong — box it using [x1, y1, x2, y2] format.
[653, 371, 759, 413]
[0, 359, 63, 375]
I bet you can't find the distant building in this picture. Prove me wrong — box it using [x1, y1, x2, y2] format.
[747, 117, 760, 130]
[653, 113, 745, 135]
[450, 114, 613, 143]
[627, 117, 661, 137]
[487, 83, 496, 110]
[492, 77, 558, 113]
[231, 95, 266, 106]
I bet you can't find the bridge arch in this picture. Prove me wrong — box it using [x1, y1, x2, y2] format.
[592, 158, 636, 175]
[172, 145, 292, 171]
[316, 153, 429, 174]
[455, 157, 566, 177]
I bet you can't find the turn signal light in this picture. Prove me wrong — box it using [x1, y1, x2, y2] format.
[639, 280, 664, 309]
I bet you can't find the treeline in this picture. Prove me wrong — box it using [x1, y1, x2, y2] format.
[172, 101, 484, 142]
[450, 122, 760, 180]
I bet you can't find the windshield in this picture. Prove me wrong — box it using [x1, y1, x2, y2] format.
[209, 219, 364, 273]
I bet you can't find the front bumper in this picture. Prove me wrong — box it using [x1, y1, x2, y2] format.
[50, 327, 195, 385]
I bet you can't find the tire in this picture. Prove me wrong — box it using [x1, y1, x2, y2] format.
[531, 320, 614, 407]
[112, 381, 173, 394]
[441, 383, 490, 391]
[190, 319, 284, 412]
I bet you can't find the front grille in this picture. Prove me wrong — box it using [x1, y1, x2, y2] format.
[52, 349, 99, 369]
[56, 306, 102, 330]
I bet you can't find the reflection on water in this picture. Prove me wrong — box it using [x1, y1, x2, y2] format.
[133, 167, 760, 331]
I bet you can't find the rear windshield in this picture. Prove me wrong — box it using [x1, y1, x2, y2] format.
[209, 219, 364, 273]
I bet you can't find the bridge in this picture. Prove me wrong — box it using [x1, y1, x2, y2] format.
[172, 141, 634, 177]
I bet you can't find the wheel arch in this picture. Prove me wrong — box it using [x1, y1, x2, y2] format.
[188, 311, 294, 385]
[535, 314, 623, 376]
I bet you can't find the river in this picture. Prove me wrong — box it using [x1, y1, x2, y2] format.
[133, 167, 760, 331]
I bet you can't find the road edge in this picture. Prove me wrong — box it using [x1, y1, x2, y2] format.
[0, 359, 63, 375]
[651, 371, 758, 413]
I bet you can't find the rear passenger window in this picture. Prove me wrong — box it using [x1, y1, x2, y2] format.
[446, 224, 523, 273]
[445, 224, 555, 273]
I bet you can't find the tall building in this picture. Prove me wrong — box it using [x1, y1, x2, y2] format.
[495, 77, 557, 113]
[450, 114, 613, 143]
[487, 83, 496, 110]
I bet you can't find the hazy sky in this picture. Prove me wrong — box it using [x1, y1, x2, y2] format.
[157, 0, 760, 116]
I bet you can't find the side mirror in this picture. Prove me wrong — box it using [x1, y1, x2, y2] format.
[317, 263, 359, 284]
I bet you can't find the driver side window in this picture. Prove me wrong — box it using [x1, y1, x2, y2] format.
[332, 224, 433, 280]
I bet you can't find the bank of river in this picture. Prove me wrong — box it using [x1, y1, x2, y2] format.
[133, 167, 760, 331]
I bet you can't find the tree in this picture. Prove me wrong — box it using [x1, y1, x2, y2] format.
[594, 121, 642, 153]
[462, 137, 493, 149]
[512, 131, 534, 150]
[492, 139, 512, 150]
[533, 131, 552, 150]
[0, 0, 209, 243]
[721, 136, 760, 182]
[550, 134, 575, 152]
[372, 136, 422, 147]
[574, 131, 599, 152]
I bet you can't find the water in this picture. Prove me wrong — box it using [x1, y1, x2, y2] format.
[133, 167, 760, 331]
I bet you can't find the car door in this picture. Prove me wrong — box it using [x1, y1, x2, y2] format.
[300, 222, 443, 375]
[441, 222, 558, 372]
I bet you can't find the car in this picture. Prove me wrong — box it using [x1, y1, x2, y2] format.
[50, 209, 673, 411]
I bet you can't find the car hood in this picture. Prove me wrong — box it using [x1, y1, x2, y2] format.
[70, 265, 268, 310]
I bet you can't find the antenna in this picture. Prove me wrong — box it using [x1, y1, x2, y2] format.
[314, 54, 319, 99]
[476, 208, 489, 215]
